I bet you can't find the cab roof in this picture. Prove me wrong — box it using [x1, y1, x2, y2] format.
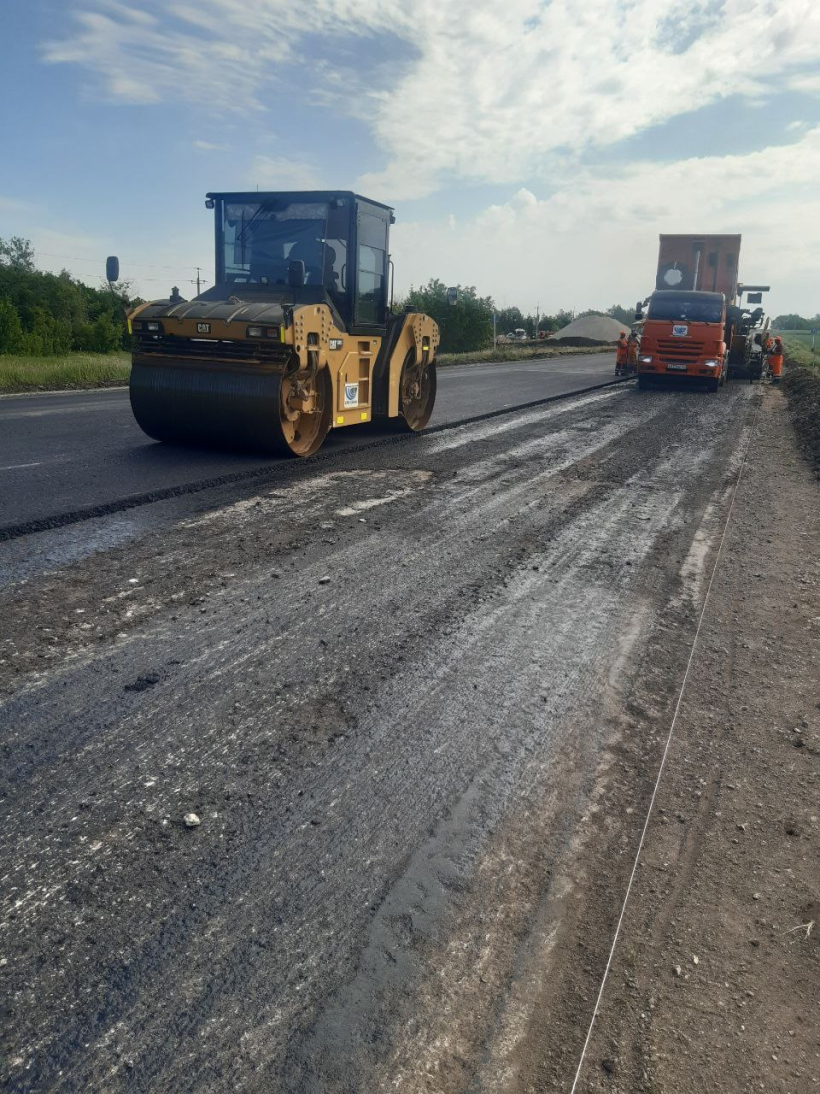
[205, 190, 394, 214]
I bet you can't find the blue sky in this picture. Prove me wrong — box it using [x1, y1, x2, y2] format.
[1, 0, 819, 316]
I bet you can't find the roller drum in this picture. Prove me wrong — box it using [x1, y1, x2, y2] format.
[130, 359, 331, 456]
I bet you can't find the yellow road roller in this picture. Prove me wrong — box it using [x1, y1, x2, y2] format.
[110, 191, 439, 456]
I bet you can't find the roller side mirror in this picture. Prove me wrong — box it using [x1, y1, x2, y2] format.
[106, 256, 120, 283]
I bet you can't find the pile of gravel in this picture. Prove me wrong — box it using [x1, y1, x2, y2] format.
[551, 314, 627, 344]
[783, 362, 820, 473]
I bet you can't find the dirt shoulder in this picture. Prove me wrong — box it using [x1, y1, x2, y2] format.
[783, 358, 820, 474]
[570, 384, 820, 1091]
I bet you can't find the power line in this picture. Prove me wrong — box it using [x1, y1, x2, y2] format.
[35, 250, 210, 272]
[67, 272, 190, 284]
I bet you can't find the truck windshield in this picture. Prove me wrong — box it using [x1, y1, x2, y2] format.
[648, 295, 723, 324]
[220, 199, 347, 296]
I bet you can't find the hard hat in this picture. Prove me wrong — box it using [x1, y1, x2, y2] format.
[620, 331, 626, 337]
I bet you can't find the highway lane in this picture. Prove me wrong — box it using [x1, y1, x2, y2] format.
[0, 381, 757, 1093]
[0, 353, 615, 526]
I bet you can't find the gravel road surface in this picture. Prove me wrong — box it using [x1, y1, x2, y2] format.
[0, 353, 613, 528]
[1, 380, 758, 1093]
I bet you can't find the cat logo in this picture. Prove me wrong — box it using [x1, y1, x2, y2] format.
[196, 322, 211, 335]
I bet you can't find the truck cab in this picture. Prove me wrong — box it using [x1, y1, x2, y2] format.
[636, 290, 728, 391]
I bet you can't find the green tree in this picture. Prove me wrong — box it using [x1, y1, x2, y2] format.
[404, 278, 493, 353]
[0, 297, 25, 352]
[0, 238, 133, 355]
[0, 236, 36, 271]
[773, 313, 812, 329]
[496, 307, 525, 335]
[605, 304, 636, 326]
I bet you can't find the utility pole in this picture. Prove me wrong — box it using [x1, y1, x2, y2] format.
[493, 310, 497, 349]
[195, 267, 203, 295]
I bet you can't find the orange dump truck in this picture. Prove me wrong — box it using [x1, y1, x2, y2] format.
[636, 235, 740, 391]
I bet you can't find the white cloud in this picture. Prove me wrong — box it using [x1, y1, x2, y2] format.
[193, 139, 227, 151]
[38, 2, 820, 314]
[42, 1, 405, 109]
[391, 128, 820, 317]
[789, 72, 820, 94]
[357, 0, 820, 199]
[43, 0, 820, 201]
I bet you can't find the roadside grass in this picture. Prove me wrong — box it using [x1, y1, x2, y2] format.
[782, 337, 819, 370]
[0, 344, 613, 393]
[778, 329, 818, 352]
[437, 343, 612, 367]
[0, 352, 131, 394]
[0, 341, 614, 394]
[782, 340, 820, 473]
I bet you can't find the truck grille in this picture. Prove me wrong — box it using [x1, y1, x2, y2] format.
[135, 334, 288, 364]
[655, 337, 705, 364]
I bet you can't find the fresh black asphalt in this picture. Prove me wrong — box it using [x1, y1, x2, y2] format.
[0, 354, 615, 527]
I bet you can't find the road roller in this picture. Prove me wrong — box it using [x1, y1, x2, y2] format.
[109, 191, 439, 456]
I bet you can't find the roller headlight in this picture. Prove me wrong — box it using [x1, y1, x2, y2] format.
[639, 355, 653, 363]
[246, 325, 282, 339]
[703, 359, 719, 367]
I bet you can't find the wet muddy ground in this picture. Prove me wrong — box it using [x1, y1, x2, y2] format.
[5, 380, 813, 1093]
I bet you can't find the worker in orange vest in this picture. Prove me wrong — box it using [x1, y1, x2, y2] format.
[762, 334, 774, 378]
[626, 330, 639, 373]
[616, 332, 629, 375]
[768, 336, 784, 384]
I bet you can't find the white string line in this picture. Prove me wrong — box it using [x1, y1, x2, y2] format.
[568, 387, 764, 1093]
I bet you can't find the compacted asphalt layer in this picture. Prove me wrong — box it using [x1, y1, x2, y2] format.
[0, 353, 615, 529]
[0, 374, 758, 1094]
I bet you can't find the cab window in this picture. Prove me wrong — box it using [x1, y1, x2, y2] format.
[356, 211, 388, 326]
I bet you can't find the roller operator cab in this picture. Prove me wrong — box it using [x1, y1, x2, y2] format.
[121, 191, 439, 456]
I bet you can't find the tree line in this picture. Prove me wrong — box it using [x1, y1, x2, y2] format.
[0, 237, 657, 359]
[402, 279, 635, 354]
[771, 313, 820, 330]
[0, 237, 135, 356]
